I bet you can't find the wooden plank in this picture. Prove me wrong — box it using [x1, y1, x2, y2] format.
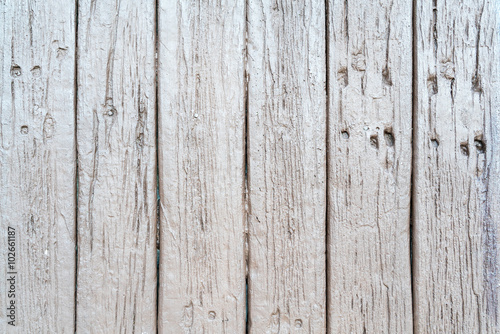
[76, 0, 157, 332]
[246, 1, 326, 332]
[413, 0, 500, 332]
[326, 0, 413, 332]
[0, 0, 76, 332]
[157, 1, 246, 332]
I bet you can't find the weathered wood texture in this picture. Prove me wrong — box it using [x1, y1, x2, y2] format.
[157, 1, 246, 332]
[76, 0, 157, 332]
[3, 1, 500, 332]
[246, 1, 326, 332]
[0, 0, 76, 332]
[326, 0, 413, 332]
[413, 0, 500, 332]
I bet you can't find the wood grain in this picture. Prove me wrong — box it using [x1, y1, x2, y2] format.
[326, 0, 413, 332]
[157, 1, 246, 332]
[413, 0, 500, 332]
[0, 0, 75, 332]
[246, 1, 327, 332]
[76, 0, 157, 332]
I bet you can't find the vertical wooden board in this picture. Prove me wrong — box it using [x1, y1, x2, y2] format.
[0, 0, 75, 332]
[157, 1, 246, 333]
[246, 1, 326, 332]
[413, 0, 500, 332]
[327, 0, 413, 332]
[76, 0, 157, 332]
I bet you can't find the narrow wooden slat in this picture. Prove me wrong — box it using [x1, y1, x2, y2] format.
[413, 0, 500, 332]
[246, 1, 326, 332]
[76, 1, 157, 332]
[0, 0, 76, 332]
[157, 1, 246, 332]
[326, 0, 413, 332]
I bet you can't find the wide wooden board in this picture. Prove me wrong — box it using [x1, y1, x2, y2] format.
[246, 1, 327, 333]
[327, 0, 413, 332]
[0, 0, 76, 332]
[413, 0, 500, 332]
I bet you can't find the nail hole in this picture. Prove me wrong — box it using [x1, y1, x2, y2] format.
[106, 106, 116, 116]
[474, 139, 485, 153]
[20, 125, 29, 134]
[341, 130, 349, 139]
[31, 66, 41, 77]
[384, 129, 394, 147]
[105, 98, 116, 116]
[460, 142, 469, 156]
[57, 47, 68, 58]
[295, 319, 303, 328]
[10, 65, 22, 77]
[370, 134, 379, 149]
[431, 139, 439, 148]
[208, 311, 216, 320]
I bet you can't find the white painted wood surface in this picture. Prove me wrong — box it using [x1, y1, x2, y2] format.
[413, 0, 500, 332]
[326, 0, 413, 332]
[0, 0, 76, 332]
[1, 1, 500, 332]
[246, 1, 326, 332]
[76, 0, 157, 332]
[157, 1, 246, 332]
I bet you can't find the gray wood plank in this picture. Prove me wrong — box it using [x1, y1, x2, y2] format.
[327, 0, 413, 332]
[247, 1, 327, 332]
[157, 1, 246, 332]
[413, 0, 500, 332]
[76, 0, 157, 332]
[0, 0, 76, 332]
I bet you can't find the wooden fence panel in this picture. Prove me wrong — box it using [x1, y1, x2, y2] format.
[326, 0, 413, 332]
[76, 0, 157, 332]
[246, 1, 327, 332]
[157, 1, 246, 332]
[413, 0, 500, 332]
[0, 1, 76, 332]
